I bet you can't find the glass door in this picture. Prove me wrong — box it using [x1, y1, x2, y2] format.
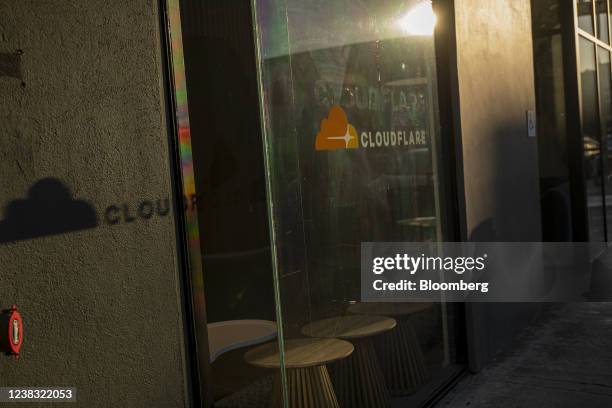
[252, 0, 464, 406]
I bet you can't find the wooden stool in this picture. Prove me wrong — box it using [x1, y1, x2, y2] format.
[244, 338, 353, 408]
[348, 302, 432, 396]
[302, 315, 396, 408]
[207, 320, 277, 362]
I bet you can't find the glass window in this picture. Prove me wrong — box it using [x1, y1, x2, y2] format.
[533, 0, 563, 32]
[597, 47, 612, 241]
[580, 37, 606, 242]
[170, 1, 278, 405]
[532, 0, 573, 241]
[578, 0, 596, 35]
[253, 0, 463, 406]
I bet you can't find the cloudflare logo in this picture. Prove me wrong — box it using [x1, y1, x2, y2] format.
[315, 105, 428, 151]
[315, 105, 359, 151]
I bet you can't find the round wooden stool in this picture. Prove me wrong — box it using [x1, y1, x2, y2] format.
[244, 338, 353, 408]
[302, 315, 396, 408]
[348, 302, 432, 396]
[207, 319, 277, 362]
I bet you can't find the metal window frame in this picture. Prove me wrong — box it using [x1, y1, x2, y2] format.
[571, 0, 612, 243]
[157, 0, 205, 407]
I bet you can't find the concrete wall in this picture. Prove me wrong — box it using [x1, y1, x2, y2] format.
[0, 1, 188, 406]
[452, 0, 543, 369]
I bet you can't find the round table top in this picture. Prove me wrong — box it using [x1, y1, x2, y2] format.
[244, 338, 354, 369]
[396, 216, 437, 227]
[301, 315, 396, 340]
[347, 302, 433, 317]
[207, 319, 277, 363]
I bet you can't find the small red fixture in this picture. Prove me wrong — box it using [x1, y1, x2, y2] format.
[1, 305, 23, 358]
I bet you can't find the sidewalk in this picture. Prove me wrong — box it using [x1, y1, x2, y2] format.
[436, 303, 612, 408]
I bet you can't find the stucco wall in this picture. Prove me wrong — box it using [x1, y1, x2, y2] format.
[452, 0, 543, 370]
[454, 0, 541, 240]
[0, 1, 188, 406]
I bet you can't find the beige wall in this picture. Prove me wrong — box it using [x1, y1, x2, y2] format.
[452, 0, 543, 370]
[455, 0, 541, 241]
[0, 1, 188, 406]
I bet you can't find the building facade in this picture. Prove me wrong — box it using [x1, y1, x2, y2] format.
[0, 0, 609, 407]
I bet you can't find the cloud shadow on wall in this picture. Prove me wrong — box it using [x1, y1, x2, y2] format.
[0, 177, 98, 244]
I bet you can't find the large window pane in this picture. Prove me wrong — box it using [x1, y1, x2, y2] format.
[580, 37, 606, 242]
[597, 47, 612, 241]
[173, 1, 278, 404]
[253, 0, 462, 406]
[532, 0, 573, 241]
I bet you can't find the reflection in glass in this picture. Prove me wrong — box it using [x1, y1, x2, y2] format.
[597, 48, 612, 241]
[533, 0, 562, 32]
[396, 1, 437, 36]
[532, 0, 573, 241]
[580, 37, 606, 242]
[578, 0, 595, 34]
[597, 0, 610, 42]
[173, 1, 278, 405]
[253, 0, 462, 406]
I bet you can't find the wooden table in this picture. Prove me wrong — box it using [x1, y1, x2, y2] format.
[207, 320, 277, 362]
[396, 216, 437, 228]
[244, 338, 353, 408]
[302, 315, 396, 408]
[348, 303, 432, 395]
[396, 216, 437, 241]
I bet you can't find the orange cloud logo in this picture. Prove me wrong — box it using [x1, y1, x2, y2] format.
[315, 105, 359, 151]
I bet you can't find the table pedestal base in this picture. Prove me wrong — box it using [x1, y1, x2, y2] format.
[272, 366, 339, 408]
[330, 338, 390, 408]
[376, 318, 428, 396]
